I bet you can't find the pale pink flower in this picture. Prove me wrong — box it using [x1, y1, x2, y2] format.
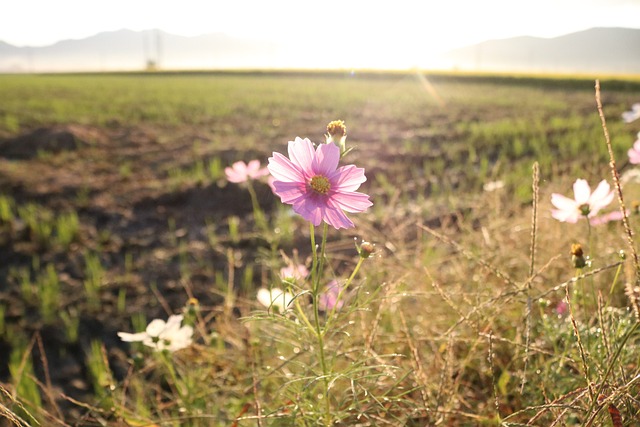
[267, 137, 372, 229]
[257, 287, 295, 313]
[225, 160, 269, 183]
[556, 300, 569, 317]
[628, 132, 640, 164]
[622, 103, 640, 123]
[551, 179, 614, 223]
[279, 263, 309, 281]
[589, 210, 626, 226]
[117, 314, 193, 352]
[318, 280, 344, 311]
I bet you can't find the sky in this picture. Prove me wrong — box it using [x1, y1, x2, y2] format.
[2, 0, 640, 69]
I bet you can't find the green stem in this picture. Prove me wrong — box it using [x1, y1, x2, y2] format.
[309, 223, 331, 425]
[159, 351, 185, 403]
[246, 181, 268, 232]
[294, 294, 315, 333]
[310, 223, 318, 289]
[586, 220, 597, 310]
[327, 256, 366, 323]
[609, 262, 623, 295]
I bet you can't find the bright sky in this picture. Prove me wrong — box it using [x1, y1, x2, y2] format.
[3, 0, 640, 69]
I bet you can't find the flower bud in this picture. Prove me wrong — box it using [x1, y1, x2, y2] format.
[326, 120, 347, 154]
[571, 243, 586, 269]
[358, 241, 375, 258]
[183, 297, 200, 322]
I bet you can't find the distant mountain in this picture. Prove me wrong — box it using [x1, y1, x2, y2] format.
[0, 29, 282, 72]
[0, 27, 639, 73]
[441, 27, 640, 74]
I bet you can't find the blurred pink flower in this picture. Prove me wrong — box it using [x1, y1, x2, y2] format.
[225, 160, 269, 183]
[318, 280, 344, 311]
[280, 263, 309, 281]
[622, 103, 640, 123]
[556, 300, 569, 317]
[551, 179, 614, 223]
[589, 210, 626, 226]
[117, 314, 193, 352]
[628, 133, 640, 164]
[267, 137, 372, 229]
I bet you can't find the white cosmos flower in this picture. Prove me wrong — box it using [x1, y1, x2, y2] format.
[550, 179, 614, 223]
[622, 103, 640, 123]
[118, 314, 193, 352]
[257, 288, 295, 313]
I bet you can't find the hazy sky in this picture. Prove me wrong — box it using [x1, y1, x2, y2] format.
[2, 0, 640, 69]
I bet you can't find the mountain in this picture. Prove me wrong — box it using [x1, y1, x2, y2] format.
[441, 27, 640, 74]
[0, 27, 639, 73]
[0, 29, 282, 72]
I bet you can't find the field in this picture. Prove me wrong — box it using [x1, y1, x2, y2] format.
[2, 71, 640, 426]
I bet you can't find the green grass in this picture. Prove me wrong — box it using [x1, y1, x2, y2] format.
[2, 70, 640, 425]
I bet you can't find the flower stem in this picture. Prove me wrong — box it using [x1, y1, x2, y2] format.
[159, 351, 185, 403]
[609, 262, 623, 295]
[586, 220, 598, 311]
[309, 223, 332, 425]
[328, 256, 366, 323]
[246, 181, 268, 233]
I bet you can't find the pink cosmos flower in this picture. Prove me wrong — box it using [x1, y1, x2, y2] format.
[551, 179, 614, 223]
[556, 300, 569, 317]
[622, 103, 640, 123]
[589, 210, 625, 226]
[628, 133, 640, 164]
[279, 263, 309, 281]
[225, 160, 269, 183]
[318, 280, 344, 311]
[267, 137, 372, 229]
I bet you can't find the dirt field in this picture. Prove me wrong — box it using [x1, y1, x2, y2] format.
[2, 71, 640, 423]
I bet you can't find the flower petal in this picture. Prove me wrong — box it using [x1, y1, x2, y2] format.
[287, 137, 315, 177]
[162, 315, 185, 336]
[273, 181, 307, 203]
[330, 165, 367, 192]
[292, 197, 323, 226]
[268, 152, 305, 183]
[321, 204, 354, 229]
[588, 180, 614, 215]
[117, 331, 149, 342]
[247, 160, 261, 172]
[167, 326, 194, 351]
[329, 191, 372, 213]
[550, 193, 577, 211]
[257, 288, 274, 308]
[312, 142, 340, 176]
[572, 179, 590, 205]
[225, 162, 248, 183]
[146, 319, 168, 337]
[629, 144, 640, 164]
[551, 208, 580, 223]
[590, 210, 625, 226]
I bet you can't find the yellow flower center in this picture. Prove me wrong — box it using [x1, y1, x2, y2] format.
[326, 120, 347, 138]
[310, 175, 331, 195]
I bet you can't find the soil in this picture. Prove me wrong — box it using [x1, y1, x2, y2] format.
[0, 124, 281, 422]
[0, 118, 461, 424]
